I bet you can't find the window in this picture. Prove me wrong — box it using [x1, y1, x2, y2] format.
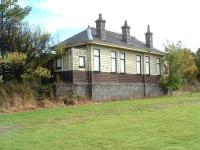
[120, 53, 125, 73]
[136, 55, 141, 74]
[79, 56, 85, 68]
[145, 56, 150, 75]
[156, 58, 161, 75]
[111, 51, 117, 72]
[94, 49, 100, 71]
[56, 57, 62, 69]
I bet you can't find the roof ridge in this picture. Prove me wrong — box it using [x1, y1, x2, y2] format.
[90, 26, 138, 39]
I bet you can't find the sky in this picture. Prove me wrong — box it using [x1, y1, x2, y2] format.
[20, 0, 200, 52]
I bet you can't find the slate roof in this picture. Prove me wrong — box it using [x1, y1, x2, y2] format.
[63, 27, 164, 55]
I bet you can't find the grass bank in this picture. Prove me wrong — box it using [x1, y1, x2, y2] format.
[0, 92, 200, 150]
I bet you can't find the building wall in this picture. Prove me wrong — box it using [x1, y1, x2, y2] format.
[91, 83, 163, 100]
[55, 82, 163, 101]
[54, 45, 162, 77]
[54, 44, 163, 100]
[90, 44, 162, 75]
[72, 48, 88, 71]
[54, 50, 71, 72]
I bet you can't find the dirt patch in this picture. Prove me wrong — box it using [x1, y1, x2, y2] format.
[0, 125, 21, 134]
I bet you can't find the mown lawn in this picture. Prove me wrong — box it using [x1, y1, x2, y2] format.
[1, 93, 200, 150]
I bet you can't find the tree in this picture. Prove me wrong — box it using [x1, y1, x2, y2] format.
[0, 0, 52, 83]
[0, 0, 31, 82]
[161, 41, 182, 92]
[179, 48, 198, 82]
[196, 48, 200, 79]
[1, 24, 52, 82]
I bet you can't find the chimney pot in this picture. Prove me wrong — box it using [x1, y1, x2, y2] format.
[145, 25, 153, 49]
[95, 13, 106, 40]
[121, 20, 130, 43]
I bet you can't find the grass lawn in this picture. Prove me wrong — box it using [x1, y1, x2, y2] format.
[1, 93, 200, 150]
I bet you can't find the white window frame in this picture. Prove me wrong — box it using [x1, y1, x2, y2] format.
[145, 56, 150, 75]
[111, 51, 117, 73]
[120, 52, 125, 73]
[93, 49, 100, 71]
[79, 56, 85, 68]
[56, 57, 62, 69]
[156, 58, 161, 75]
[136, 55, 141, 74]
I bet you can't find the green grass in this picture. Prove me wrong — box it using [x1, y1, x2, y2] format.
[1, 93, 200, 150]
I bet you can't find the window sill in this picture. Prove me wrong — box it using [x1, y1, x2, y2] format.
[79, 66, 85, 68]
[111, 72, 117, 74]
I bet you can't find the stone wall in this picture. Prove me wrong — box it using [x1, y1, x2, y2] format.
[72, 83, 89, 98]
[91, 83, 163, 101]
[55, 83, 73, 97]
[55, 82, 163, 101]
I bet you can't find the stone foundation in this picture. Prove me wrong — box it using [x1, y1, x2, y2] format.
[55, 82, 163, 101]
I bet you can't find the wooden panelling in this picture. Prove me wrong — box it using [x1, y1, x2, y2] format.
[73, 71, 89, 83]
[55, 70, 161, 84]
[145, 75, 161, 84]
[70, 71, 160, 84]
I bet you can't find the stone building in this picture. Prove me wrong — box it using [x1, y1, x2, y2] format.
[54, 14, 164, 101]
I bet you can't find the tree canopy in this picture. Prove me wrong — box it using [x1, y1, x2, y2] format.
[0, 0, 52, 83]
[161, 41, 182, 91]
[161, 41, 199, 92]
[196, 48, 200, 79]
[179, 48, 198, 81]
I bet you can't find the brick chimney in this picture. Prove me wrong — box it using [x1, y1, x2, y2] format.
[95, 13, 106, 40]
[121, 20, 130, 43]
[145, 25, 153, 49]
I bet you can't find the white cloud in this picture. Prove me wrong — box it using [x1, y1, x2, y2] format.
[33, 0, 200, 51]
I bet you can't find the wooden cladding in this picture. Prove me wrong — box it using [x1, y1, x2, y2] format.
[73, 70, 89, 83]
[91, 72, 160, 84]
[56, 71, 161, 84]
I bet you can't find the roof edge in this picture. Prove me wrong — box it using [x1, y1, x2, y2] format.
[64, 41, 165, 56]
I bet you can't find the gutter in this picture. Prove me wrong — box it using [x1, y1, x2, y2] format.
[64, 41, 164, 56]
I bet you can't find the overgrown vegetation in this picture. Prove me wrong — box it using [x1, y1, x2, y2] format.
[0, 0, 52, 83]
[0, 82, 68, 112]
[0, 82, 35, 112]
[161, 41, 199, 93]
[195, 48, 200, 79]
[0, 0, 55, 111]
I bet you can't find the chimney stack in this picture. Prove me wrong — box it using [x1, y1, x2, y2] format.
[121, 20, 130, 43]
[145, 25, 153, 49]
[95, 13, 106, 40]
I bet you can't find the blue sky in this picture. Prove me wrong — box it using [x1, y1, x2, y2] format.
[21, 0, 84, 43]
[20, 0, 200, 51]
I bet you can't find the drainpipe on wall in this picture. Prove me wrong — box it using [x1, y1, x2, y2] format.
[61, 55, 64, 72]
[87, 43, 92, 99]
[61, 54, 64, 81]
[142, 53, 146, 97]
